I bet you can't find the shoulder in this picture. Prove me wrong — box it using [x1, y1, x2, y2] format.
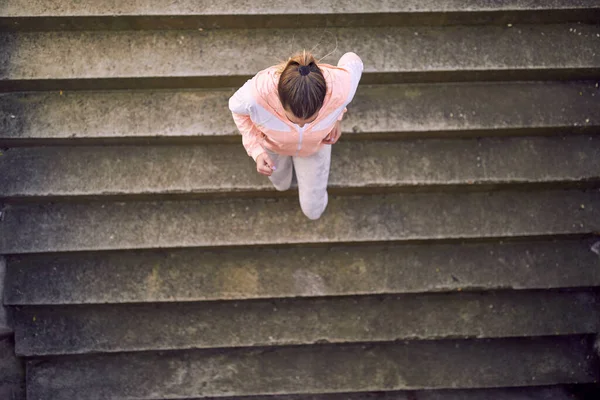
[335, 52, 363, 91]
[255, 66, 279, 91]
[329, 53, 364, 104]
[229, 66, 279, 114]
[320, 63, 359, 105]
[338, 52, 363, 72]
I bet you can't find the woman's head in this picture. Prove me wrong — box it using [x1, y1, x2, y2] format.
[278, 50, 327, 126]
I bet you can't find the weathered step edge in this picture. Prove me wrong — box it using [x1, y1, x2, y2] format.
[5, 239, 600, 305]
[1, 136, 600, 202]
[5, 0, 600, 17]
[24, 336, 599, 400]
[2, 24, 599, 91]
[2, 82, 599, 145]
[124, 385, 597, 400]
[4, 69, 600, 93]
[11, 290, 600, 356]
[3, 5, 600, 31]
[0, 190, 598, 254]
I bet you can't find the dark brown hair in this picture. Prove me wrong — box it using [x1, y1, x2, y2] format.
[277, 50, 327, 120]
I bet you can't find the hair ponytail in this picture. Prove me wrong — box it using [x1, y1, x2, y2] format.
[277, 50, 327, 120]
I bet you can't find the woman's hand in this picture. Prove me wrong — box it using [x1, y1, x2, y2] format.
[323, 121, 342, 144]
[256, 152, 275, 176]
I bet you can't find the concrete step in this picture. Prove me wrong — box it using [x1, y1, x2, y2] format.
[24, 336, 599, 399]
[5, 239, 600, 305]
[1, 24, 599, 91]
[2, 82, 598, 145]
[0, 336, 25, 400]
[0, 257, 9, 337]
[2, 135, 599, 201]
[127, 386, 594, 400]
[2, 1, 600, 31]
[1, 189, 598, 254]
[139, 386, 599, 400]
[12, 290, 600, 356]
[127, 386, 590, 400]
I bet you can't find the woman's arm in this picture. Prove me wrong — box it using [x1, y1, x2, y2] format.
[322, 53, 363, 144]
[228, 79, 266, 161]
[336, 52, 364, 121]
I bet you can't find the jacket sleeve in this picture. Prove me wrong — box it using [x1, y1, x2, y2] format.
[336, 52, 364, 121]
[228, 78, 266, 161]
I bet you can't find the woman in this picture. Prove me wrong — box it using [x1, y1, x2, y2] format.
[229, 50, 363, 219]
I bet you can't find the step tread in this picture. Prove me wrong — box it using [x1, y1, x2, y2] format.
[2, 82, 598, 143]
[1, 24, 599, 85]
[4, 1, 600, 17]
[3, 2, 600, 32]
[12, 290, 600, 356]
[133, 386, 588, 400]
[5, 240, 600, 305]
[25, 336, 598, 399]
[1, 190, 599, 254]
[2, 135, 599, 199]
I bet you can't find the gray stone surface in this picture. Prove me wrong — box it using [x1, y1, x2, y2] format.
[1, 2, 599, 399]
[0, 336, 25, 400]
[3, 0, 599, 16]
[1, 136, 600, 200]
[12, 290, 600, 356]
[165, 386, 580, 400]
[1, 24, 599, 90]
[0, 257, 10, 337]
[1, 1, 599, 30]
[0, 189, 598, 254]
[1, 82, 598, 144]
[25, 336, 598, 399]
[5, 239, 600, 305]
[386, 387, 578, 400]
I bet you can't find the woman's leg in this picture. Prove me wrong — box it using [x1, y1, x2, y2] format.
[293, 144, 332, 220]
[266, 149, 293, 191]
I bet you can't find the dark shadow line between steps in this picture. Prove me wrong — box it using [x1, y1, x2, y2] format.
[1, 8, 600, 31]
[124, 383, 600, 400]
[1, 126, 599, 147]
[9, 286, 600, 309]
[1, 233, 596, 257]
[1, 180, 599, 205]
[19, 333, 599, 362]
[123, 384, 600, 400]
[13, 331, 600, 360]
[1, 69, 600, 92]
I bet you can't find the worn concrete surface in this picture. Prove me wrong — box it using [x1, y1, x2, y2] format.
[1, 82, 598, 143]
[1, 3, 599, 399]
[5, 239, 600, 305]
[0, 257, 10, 337]
[0, 189, 598, 254]
[1, 24, 599, 90]
[25, 336, 598, 399]
[0, 336, 25, 400]
[3, 1, 600, 16]
[166, 386, 583, 400]
[1, 136, 599, 200]
[12, 290, 600, 356]
[2, 1, 599, 30]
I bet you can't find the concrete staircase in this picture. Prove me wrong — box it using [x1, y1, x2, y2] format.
[1, 1, 600, 399]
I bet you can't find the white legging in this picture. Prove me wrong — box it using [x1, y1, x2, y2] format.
[266, 145, 332, 220]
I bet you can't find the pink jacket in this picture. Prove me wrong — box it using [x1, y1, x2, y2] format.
[229, 52, 363, 160]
